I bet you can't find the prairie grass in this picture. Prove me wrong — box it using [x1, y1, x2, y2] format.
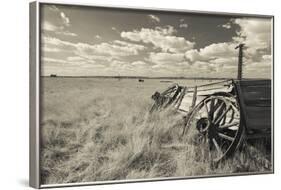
[40, 78, 272, 184]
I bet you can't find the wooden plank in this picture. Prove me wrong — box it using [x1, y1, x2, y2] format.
[241, 85, 271, 94]
[191, 79, 232, 88]
[178, 94, 205, 112]
[238, 80, 271, 87]
[246, 118, 271, 130]
[241, 105, 271, 130]
[191, 86, 197, 108]
[245, 106, 271, 116]
[239, 81, 271, 107]
[196, 86, 232, 96]
[175, 87, 187, 109]
[246, 133, 271, 139]
[181, 87, 198, 136]
[240, 86, 271, 102]
[243, 99, 271, 107]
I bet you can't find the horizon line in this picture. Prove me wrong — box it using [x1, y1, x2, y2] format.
[40, 75, 270, 80]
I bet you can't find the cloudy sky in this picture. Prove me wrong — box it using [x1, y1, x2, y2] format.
[41, 4, 273, 78]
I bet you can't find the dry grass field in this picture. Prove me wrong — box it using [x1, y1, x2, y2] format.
[40, 77, 272, 185]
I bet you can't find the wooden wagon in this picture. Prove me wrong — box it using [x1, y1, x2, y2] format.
[150, 79, 272, 162]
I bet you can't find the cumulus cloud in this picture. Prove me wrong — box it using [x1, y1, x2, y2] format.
[199, 42, 237, 59]
[121, 26, 195, 53]
[148, 14, 160, 23]
[67, 56, 85, 61]
[42, 46, 61, 53]
[42, 56, 107, 76]
[55, 31, 77, 36]
[131, 61, 147, 66]
[42, 21, 60, 32]
[179, 23, 188, 28]
[184, 17, 272, 78]
[42, 36, 75, 51]
[60, 12, 70, 27]
[262, 54, 272, 63]
[183, 42, 242, 77]
[149, 52, 185, 63]
[185, 49, 202, 62]
[43, 57, 71, 64]
[140, 34, 248, 76]
[231, 18, 272, 78]
[220, 22, 232, 29]
[78, 40, 145, 58]
[48, 5, 71, 27]
[95, 35, 101, 39]
[108, 60, 138, 73]
[48, 5, 60, 12]
[233, 18, 272, 55]
[42, 21, 77, 36]
[111, 27, 119, 33]
[185, 42, 236, 62]
[42, 36, 146, 61]
[43, 5, 77, 37]
[42, 57, 97, 67]
[210, 57, 237, 66]
[245, 54, 272, 69]
[243, 54, 272, 78]
[143, 51, 195, 73]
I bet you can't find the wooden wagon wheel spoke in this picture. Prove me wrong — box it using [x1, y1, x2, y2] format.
[214, 106, 231, 125]
[219, 122, 239, 130]
[210, 100, 222, 120]
[217, 132, 235, 142]
[161, 85, 177, 96]
[212, 138, 223, 156]
[228, 107, 235, 123]
[208, 98, 215, 120]
[203, 100, 209, 113]
[213, 101, 225, 122]
[221, 111, 227, 125]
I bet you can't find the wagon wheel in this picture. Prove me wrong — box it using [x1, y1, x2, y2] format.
[150, 84, 182, 113]
[183, 94, 245, 162]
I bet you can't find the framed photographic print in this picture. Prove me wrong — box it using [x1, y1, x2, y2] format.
[29, 1, 274, 188]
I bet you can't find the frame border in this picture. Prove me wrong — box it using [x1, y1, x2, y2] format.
[29, 1, 274, 188]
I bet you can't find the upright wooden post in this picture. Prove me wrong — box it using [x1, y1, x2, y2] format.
[235, 44, 245, 80]
[182, 86, 197, 136]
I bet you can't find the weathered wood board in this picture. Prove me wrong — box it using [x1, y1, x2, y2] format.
[235, 80, 271, 133]
[178, 81, 233, 112]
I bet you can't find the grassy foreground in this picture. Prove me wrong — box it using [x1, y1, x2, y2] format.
[40, 78, 272, 184]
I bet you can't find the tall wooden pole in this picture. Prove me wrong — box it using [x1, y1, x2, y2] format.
[235, 44, 244, 80]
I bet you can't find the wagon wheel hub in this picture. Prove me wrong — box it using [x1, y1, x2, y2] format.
[196, 118, 220, 145]
[196, 117, 219, 136]
[207, 123, 218, 139]
[196, 117, 210, 133]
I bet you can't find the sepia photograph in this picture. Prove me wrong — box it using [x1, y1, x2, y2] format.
[36, 2, 273, 187]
